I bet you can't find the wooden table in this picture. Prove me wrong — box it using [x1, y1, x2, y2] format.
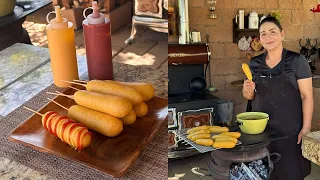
[0, 0, 52, 51]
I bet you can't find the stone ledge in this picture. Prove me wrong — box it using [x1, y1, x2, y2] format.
[302, 131, 320, 166]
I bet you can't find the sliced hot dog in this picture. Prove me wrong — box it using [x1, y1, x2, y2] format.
[41, 111, 91, 150]
[68, 105, 124, 137]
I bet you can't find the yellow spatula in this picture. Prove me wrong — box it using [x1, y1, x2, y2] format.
[242, 63, 253, 81]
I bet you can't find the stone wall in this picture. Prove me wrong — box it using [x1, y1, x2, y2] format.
[169, 0, 320, 123]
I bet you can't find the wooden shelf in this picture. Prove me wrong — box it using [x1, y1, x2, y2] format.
[168, 35, 179, 44]
[233, 15, 262, 43]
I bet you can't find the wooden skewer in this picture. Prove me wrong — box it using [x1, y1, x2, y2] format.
[23, 106, 43, 116]
[46, 92, 60, 96]
[46, 91, 74, 99]
[69, 86, 81, 91]
[55, 91, 75, 99]
[73, 79, 88, 83]
[47, 98, 68, 111]
[61, 80, 86, 87]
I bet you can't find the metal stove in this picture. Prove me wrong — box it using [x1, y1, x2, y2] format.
[168, 43, 234, 158]
[210, 141, 275, 180]
[190, 129, 287, 179]
[189, 128, 287, 179]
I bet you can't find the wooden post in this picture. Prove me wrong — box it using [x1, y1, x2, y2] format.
[61, 0, 71, 9]
[99, 0, 116, 13]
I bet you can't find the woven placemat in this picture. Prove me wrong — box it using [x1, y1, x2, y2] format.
[0, 83, 168, 180]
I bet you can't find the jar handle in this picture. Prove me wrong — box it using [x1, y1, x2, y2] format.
[83, 7, 93, 19]
[270, 152, 281, 163]
[235, 121, 245, 126]
[46, 11, 56, 24]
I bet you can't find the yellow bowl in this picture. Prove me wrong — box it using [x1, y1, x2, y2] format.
[0, 0, 16, 17]
[236, 112, 269, 135]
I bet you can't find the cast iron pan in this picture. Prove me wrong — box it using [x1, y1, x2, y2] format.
[219, 127, 288, 152]
[189, 76, 207, 93]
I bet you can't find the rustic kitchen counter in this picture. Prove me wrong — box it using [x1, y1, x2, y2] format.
[313, 78, 320, 89]
[311, 79, 320, 132]
[298, 78, 320, 178]
[0, 43, 168, 179]
[303, 131, 320, 165]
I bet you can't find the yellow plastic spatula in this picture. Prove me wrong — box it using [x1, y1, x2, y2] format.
[242, 63, 253, 81]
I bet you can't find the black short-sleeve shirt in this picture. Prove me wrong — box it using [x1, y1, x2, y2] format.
[249, 49, 312, 89]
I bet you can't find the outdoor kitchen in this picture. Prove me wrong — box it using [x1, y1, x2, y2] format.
[168, 0, 320, 179]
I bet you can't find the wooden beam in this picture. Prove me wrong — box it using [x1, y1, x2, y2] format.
[61, 0, 71, 9]
[101, 0, 115, 13]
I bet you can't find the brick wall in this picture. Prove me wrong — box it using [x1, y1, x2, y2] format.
[169, 0, 320, 120]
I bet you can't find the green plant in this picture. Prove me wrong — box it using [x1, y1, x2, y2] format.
[270, 10, 282, 22]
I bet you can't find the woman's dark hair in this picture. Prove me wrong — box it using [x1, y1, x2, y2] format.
[259, 16, 283, 31]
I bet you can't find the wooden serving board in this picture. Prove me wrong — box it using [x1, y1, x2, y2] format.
[9, 87, 168, 178]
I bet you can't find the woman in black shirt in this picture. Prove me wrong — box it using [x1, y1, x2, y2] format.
[242, 16, 313, 180]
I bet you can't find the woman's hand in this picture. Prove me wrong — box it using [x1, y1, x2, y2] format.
[242, 80, 256, 100]
[243, 80, 255, 93]
[297, 126, 311, 144]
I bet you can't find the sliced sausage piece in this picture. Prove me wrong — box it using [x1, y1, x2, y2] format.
[41, 111, 92, 150]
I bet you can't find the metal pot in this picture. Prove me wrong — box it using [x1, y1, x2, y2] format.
[0, 0, 16, 17]
[189, 76, 207, 93]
